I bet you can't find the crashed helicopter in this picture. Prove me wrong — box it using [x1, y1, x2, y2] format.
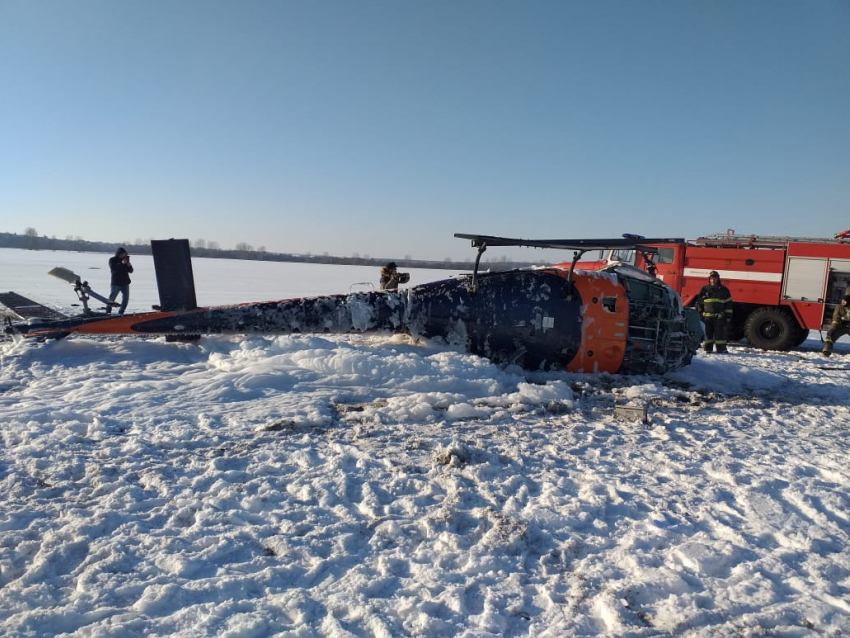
[2, 235, 703, 374]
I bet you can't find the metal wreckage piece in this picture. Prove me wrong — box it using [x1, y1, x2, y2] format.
[2, 235, 703, 375]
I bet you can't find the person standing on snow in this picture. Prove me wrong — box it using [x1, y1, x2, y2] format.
[106, 247, 134, 315]
[696, 270, 733, 353]
[379, 262, 410, 290]
[823, 294, 850, 357]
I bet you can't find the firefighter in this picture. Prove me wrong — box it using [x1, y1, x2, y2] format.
[696, 270, 733, 353]
[822, 294, 850, 357]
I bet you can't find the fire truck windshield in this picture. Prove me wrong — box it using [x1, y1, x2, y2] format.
[608, 249, 636, 265]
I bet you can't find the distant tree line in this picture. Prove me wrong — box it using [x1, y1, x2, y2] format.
[1, 228, 546, 272]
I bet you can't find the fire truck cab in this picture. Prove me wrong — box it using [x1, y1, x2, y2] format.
[596, 231, 850, 351]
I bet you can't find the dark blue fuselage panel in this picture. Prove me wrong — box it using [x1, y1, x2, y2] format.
[407, 270, 583, 370]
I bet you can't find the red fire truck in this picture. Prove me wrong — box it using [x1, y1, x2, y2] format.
[589, 230, 850, 351]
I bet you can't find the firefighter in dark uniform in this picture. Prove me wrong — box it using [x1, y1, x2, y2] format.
[696, 270, 733, 353]
[823, 294, 850, 357]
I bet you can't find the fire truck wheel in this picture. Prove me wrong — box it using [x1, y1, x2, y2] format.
[793, 327, 811, 347]
[744, 307, 801, 351]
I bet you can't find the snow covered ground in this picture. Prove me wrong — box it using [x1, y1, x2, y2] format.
[2, 248, 849, 637]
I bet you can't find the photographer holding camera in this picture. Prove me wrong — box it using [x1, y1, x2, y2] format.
[106, 247, 134, 314]
[379, 262, 410, 290]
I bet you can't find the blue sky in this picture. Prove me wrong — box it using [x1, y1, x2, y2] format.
[1, 1, 848, 262]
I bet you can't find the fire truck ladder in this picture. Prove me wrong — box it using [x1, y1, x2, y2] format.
[696, 232, 850, 249]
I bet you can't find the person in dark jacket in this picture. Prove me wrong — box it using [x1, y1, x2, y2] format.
[379, 262, 410, 290]
[106, 247, 134, 314]
[696, 270, 733, 353]
[823, 294, 850, 356]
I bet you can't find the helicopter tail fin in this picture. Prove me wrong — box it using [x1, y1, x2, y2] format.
[151, 239, 198, 312]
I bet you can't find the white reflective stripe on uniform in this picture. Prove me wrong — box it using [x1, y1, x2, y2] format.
[683, 268, 783, 282]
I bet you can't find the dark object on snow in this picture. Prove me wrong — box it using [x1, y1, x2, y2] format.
[3, 235, 702, 374]
[614, 403, 649, 423]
